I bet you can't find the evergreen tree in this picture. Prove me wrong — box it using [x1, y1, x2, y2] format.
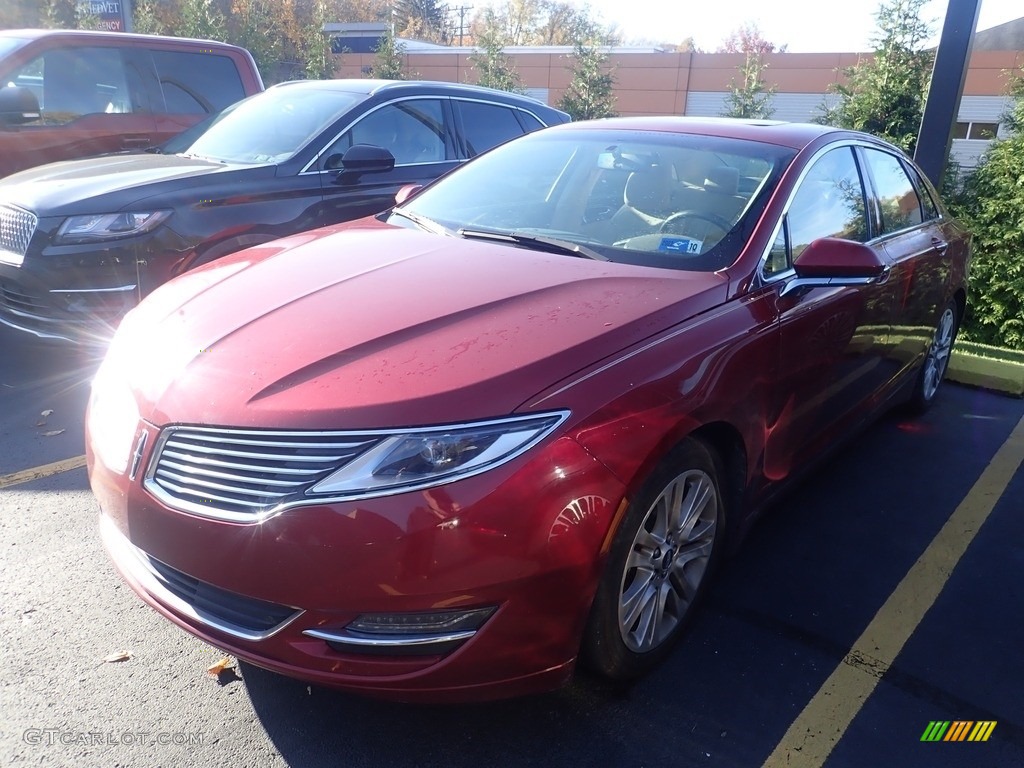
[298, 0, 333, 80]
[368, 29, 408, 80]
[721, 52, 776, 119]
[950, 76, 1024, 349]
[819, 0, 933, 152]
[470, 10, 525, 93]
[558, 42, 616, 121]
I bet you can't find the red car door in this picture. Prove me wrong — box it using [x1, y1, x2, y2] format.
[858, 147, 955, 381]
[761, 145, 899, 479]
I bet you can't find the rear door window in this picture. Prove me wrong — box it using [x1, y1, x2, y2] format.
[456, 100, 528, 156]
[861, 148, 923, 235]
[150, 50, 246, 114]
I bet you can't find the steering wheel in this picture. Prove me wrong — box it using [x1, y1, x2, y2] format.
[659, 210, 732, 239]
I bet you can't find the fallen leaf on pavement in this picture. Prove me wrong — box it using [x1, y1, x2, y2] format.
[207, 656, 235, 677]
[42, 429, 65, 437]
[36, 409, 54, 426]
[104, 651, 132, 663]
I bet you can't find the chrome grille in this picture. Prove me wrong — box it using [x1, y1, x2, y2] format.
[0, 204, 37, 265]
[146, 426, 380, 522]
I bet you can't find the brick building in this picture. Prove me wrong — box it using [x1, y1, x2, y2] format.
[328, 16, 1024, 173]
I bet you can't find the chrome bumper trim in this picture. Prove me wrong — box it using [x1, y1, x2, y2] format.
[302, 627, 477, 648]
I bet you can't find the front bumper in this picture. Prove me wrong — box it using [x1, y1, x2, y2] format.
[0, 224, 186, 343]
[0, 274, 137, 342]
[90, 428, 627, 702]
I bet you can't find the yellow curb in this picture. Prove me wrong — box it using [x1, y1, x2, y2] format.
[948, 345, 1024, 397]
[0, 455, 88, 489]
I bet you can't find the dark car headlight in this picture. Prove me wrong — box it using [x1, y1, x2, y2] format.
[308, 412, 570, 498]
[55, 211, 171, 244]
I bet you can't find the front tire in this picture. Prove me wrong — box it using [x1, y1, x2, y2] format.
[908, 299, 959, 413]
[583, 438, 726, 681]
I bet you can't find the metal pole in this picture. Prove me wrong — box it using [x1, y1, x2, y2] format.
[913, 0, 982, 187]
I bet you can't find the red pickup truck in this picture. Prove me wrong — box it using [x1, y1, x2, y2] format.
[0, 29, 263, 177]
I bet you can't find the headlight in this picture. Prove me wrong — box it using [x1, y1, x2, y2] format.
[55, 210, 171, 244]
[88, 354, 141, 474]
[308, 412, 570, 498]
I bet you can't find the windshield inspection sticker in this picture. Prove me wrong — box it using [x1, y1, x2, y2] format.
[659, 237, 703, 254]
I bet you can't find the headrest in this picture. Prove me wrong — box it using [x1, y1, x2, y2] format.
[704, 166, 740, 196]
[624, 165, 672, 214]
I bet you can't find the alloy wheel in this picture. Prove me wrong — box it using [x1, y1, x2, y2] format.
[617, 468, 718, 653]
[921, 306, 956, 402]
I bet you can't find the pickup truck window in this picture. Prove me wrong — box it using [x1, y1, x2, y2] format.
[150, 50, 247, 115]
[10, 47, 133, 123]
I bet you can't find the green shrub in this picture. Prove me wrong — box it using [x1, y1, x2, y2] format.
[951, 90, 1024, 351]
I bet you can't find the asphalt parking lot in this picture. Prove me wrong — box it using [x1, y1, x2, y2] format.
[1, 322, 1022, 768]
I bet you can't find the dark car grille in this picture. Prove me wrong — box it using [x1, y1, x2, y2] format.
[144, 553, 300, 638]
[145, 426, 380, 522]
[0, 204, 37, 263]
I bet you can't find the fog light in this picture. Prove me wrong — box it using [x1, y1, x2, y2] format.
[303, 607, 496, 656]
[348, 607, 495, 634]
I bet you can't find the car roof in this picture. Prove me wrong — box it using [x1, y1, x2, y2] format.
[0, 28, 248, 50]
[269, 78, 555, 108]
[547, 116, 860, 151]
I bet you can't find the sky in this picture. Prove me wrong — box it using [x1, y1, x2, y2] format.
[575, 0, 1023, 51]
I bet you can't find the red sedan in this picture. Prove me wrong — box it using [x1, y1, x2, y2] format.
[86, 117, 969, 701]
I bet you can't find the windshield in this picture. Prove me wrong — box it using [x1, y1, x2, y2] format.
[182, 86, 365, 164]
[392, 128, 795, 271]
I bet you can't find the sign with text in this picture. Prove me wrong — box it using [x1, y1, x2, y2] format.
[78, 1, 130, 32]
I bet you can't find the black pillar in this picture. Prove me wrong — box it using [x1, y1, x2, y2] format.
[913, 0, 982, 187]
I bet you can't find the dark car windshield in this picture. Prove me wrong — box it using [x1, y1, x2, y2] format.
[391, 128, 795, 271]
[181, 86, 365, 164]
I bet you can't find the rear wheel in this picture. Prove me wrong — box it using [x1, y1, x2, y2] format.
[583, 438, 726, 681]
[908, 299, 959, 413]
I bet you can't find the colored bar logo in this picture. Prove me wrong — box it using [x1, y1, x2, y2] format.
[921, 721, 996, 742]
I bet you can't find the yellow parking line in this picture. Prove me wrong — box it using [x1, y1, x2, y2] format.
[764, 413, 1024, 767]
[0, 455, 88, 489]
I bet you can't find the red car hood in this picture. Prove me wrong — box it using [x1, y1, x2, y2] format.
[115, 225, 728, 429]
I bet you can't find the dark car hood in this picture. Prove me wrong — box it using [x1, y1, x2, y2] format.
[113, 224, 729, 430]
[0, 153, 262, 214]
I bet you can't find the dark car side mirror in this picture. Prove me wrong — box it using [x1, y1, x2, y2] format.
[0, 86, 41, 126]
[781, 237, 890, 297]
[330, 144, 396, 174]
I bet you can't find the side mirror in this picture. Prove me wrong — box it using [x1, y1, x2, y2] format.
[395, 183, 423, 206]
[0, 86, 41, 125]
[782, 237, 890, 297]
[337, 143, 395, 174]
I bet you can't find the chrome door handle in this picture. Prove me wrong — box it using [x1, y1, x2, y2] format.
[931, 237, 949, 256]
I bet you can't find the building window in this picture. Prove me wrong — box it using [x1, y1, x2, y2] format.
[953, 121, 999, 140]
